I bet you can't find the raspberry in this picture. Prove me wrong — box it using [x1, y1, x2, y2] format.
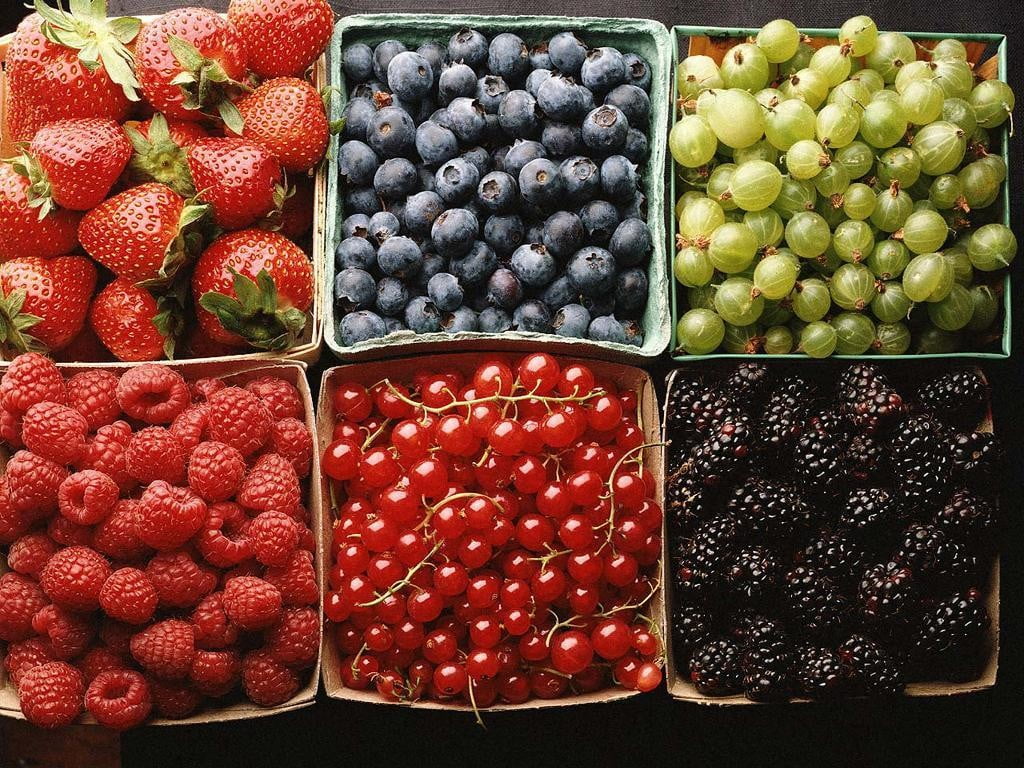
[0, 352, 66, 415]
[195, 501, 252, 568]
[66, 370, 121, 431]
[130, 619, 195, 680]
[3, 638, 57, 685]
[249, 510, 300, 567]
[58, 470, 119, 525]
[207, 387, 272, 456]
[223, 576, 283, 630]
[0, 406, 24, 447]
[296, 523, 315, 552]
[223, 559, 262, 583]
[191, 377, 225, 402]
[191, 592, 239, 649]
[92, 499, 151, 561]
[241, 650, 300, 707]
[148, 677, 202, 719]
[77, 420, 136, 493]
[136, 481, 207, 551]
[7, 532, 58, 578]
[99, 568, 159, 624]
[21, 401, 89, 465]
[86, 669, 152, 730]
[265, 549, 318, 607]
[127, 426, 187, 485]
[116, 364, 189, 424]
[5, 450, 68, 518]
[32, 604, 95, 659]
[170, 404, 210, 453]
[188, 441, 247, 502]
[98, 619, 136, 656]
[265, 607, 319, 668]
[238, 453, 301, 515]
[40, 545, 112, 612]
[0, 572, 49, 642]
[245, 376, 304, 421]
[17, 661, 84, 728]
[0, 483, 29, 544]
[190, 649, 241, 697]
[48, 515, 93, 546]
[270, 417, 313, 478]
[77, 645, 128, 684]
[146, 550, 218, 609]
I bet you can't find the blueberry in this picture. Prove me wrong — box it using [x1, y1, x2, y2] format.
[622, 128, 649, 164]
[510, 243, 557, 288]
[438, 63, 478, 106]
[338, 140, 380, 188]
[582, 292, 615, 318]
[536, 75, 589, 122]
[622, 53, 652, 90]
[414, 252, 446, 291]
[567, 246, 617, 296]
[542, 211, 585, 257]
[614, 267, 648, 317]
[342, 43, 374, 83]
[415, 120, 459, 167]
[334, 267, 377, 312]
[581, 105, 628, 154]
[442, 306, 479, 333]
[368, 211, 401, 243]
[529, 42, 552, 71]
[498, 90, 542, 138]
[526, 68, 553, 98]
[367, 106, 416, 158]
[342, 98, 376, 141]
[416, 42, 447, 88]
[553, 303, 591, 337]
[587, 314, 628, 343]
[483, 214, 525, 256]
[477, 171, 517, 213]
[449, 240, 498, 286]
[375, 277, 409, 317]
[461, 146, 492, 177]
[578, 200, 620, 245]
[446, 97, 487, 144]
[559, 155, 600, 203]
[417, 165, 437, 192]
[384, 317, 406, 334]
[373, 157, 418, 200]
[398, 95, 436, 126]
[435, 157, 480, 206]
[476, 75, 510, 114]
[548, 31, 588, 75]
[431, 208, 479, 258]
[518, 158, 564, 208]
[387, 51, 433, 102]
[462, 200, 485, 221]
[334, 236, 376, 271]
[384, 199, 406, 225]
[427, 272, 464, 312]
[404, 295, 442, 333]
[351, 81, 388, 100]
[376, 235, 423, 278]
[403, 191, 445, 237]
[541, 274, 579, 310]
[491, 145, 511, 171]
[617, 191, 647, 220]
[512, 300, 553, 333]
[373, 40, 408, 82]
[609, 217, 651, 267]
[622, 319, 644, 346]
[502, 140, 547, 180]
[484, 32, 527, 83]
[448, 28, 489, 70]
[580, 47, 627, 94]
[344, 186, 381, 216]
[479, 306, 513, 333]
[482, 113, 505, 145]
[600, 155, 638, 202]
[604, 84, 650, 128]
[341, 213, 371, 240]
[340, 310, 387, 345]
[541, 121, 582, 157]
[485, 267, 523, 310]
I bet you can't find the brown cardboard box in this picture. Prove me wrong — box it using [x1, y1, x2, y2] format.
[316, 352, 666, 711]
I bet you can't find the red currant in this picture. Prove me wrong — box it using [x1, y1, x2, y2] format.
[518, 353, 559, 394]
[333, 383, 372, 422]
[488, 418, 525, 455]
[436, 415, 479, 457]
[591, 618, 632, 660]
[550, 630, 594, 674]
[473, 360, 515, 397]
[323, 439, 361, 481]
[557, 364, 595, 397]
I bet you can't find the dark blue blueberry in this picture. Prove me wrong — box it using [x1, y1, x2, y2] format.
[368, 211, 401, 243]
[559, 155, 600, 203]
[375, 276, 409, 317]
[467, 291, 491, 312]
[488, 33, 530, 84]
[373, 157, 418, 200]
[491, 145, 511, 172]
[449, 240, 498, 286]
[587, 314, 628, 344]
[580, 47, 627, 94]
[442, 306, 479, 333]
[338, 140, 380, 187]
[340, 213, 371, 240]
[567, 246, 617, 296]
[479, 306, 513, 333]
[462, 200, 485, 221]
[543, 211, 585, 257]
[476, 75, 510, 114]
[398, 95, 437, 126]
[334, 236, 376, 271]
[518, 158, 564, 208]
[498, 90, 542, 138]
[477, 171, 517, 213]
[485, 267, 523, 310]
[404, 295, 442, 333]
[536, 75, 589, 122]
[502, 140, 547, 180]
[553, 303, 591, 337]
[417, 165, 437, 192]
[341, 98, 376, 141]
[541, 274, 578, 310]
[529, 42, 552, 71]
[445, 97, 487, 144]
[366, 106, 416, 158]
[403, 191, 445, 237]
[350, 80, 388, 100]
[342, 43, 374, 83]
[344, 186, 381, 216]
[581, 105, 629, 154]
[427, 272, 464, 312]
[604, 84, 650, 128]
[461, 146, 492, 177]
[431, 208, 479, 258]
[434, 157, 480, 206]
[622, 53, 652, 90]
[511, 243, 557, 288]
[483, 113, 505, 144]
[526, 68, 553, 98]
[384, 317, 406, 334]
[548, 31, 587, 75]
[340, 310, 387, 345]
[524, 221, 545, 244]
[614, 267, 648, 317]
[578, 200, 620, 245]
[483, 214, 524, 256]
[416, 42, 447, 88]
[384, 199, 406, 227]
[609, 217, 652, 267]
[415, 120, 459, 167]
[387, 51, 434, 102]
[438, 63, 478, 106]
[617, 191, 647, 220]
[414, 252, 446, 291]
[430, 108, 455, 130]
[448, 28, 489, 70]
[541, 121, 582, 157]
[334, 267, 377, 312]
[622, 319, 644, 346]
[622, 128, 649, 164]
[600, 155, 638, 202]
[372, 40, 408, 82]
[512, 300, 553, 333]
[582, 293, 615, 318]
[376, 235, 423, 278]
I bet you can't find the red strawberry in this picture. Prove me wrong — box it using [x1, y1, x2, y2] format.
[0, 255, 97, 354]
[52, 326, 115, 364]
[88, 278, 181, 362]
[123, 114, 207, 197]
[234, 78, 329, 172]
[186, 138, 282, 230]
[193, 229, 314, 350]
[0, 162, 82, 262]
[278, 176, 315, 241]
[227, 0, 332, 79]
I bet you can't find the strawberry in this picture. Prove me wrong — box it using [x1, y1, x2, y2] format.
[135, 7, 248, 131]
[0, 162, 82, 262]
[89, 278, 182, 362]
[123, 114, 207, 198]
[227, 0, 333, 79]
[52, 327, 115, 364]
[234, 78, 329, 172]
[0, 255, 98, 354]
[193, 229, 313, 350]
[278, 176, 315, 241]
[78, 183, 209, 285]
[186, 138, 282, 231]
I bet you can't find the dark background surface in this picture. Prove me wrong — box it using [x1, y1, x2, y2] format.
[2, 1, 1023, 766]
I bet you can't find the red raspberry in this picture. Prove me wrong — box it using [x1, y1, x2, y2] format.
[148, 677, 202, 719]
[92, 499, 151, 561]
[170, 404, 210, 453]
[195, 501, 252, 568]
[191, 377, 225, 402]
[98, 619, 136, 656]
[264, 549, 318, 607]
[0, 572, 49, 642]
[47, 515, 94, 546]
[222, 576, 283, 630]
[86, 669, 152, 730]
[5, 450, 68, 518]
[127, 426, 187, 485]
[77, 645, 128, 684]
[32, 604, 95, 659]
[249, 510, 299, 567]
[99, 568, 159, 624]
[265, 607, 319, 668]
[222, 559, 262, 584]
[269, 417, 313, 478]
[191, 592, 239, 649]
[130, 619, 195, 680]
[237, 453, 301, 515]
[145, 550, 217, 609]
[66, 370, 122, 431]
[21, 401, 89, 465]
[116, 364, 190, 424]
[241, 650, 300, 707]
[7, 532, 58, 578]
[0, 352, 66, 416]
[77, 420, 136, 493]
[190, 649, 241, 697]
[58, 470, 119, 525]
[188, 441, 247, 502]
[136, 481, 207, 551]
[17, 661, 84, 728]
[207, 387, 272, 456]
[3, 637, 57, 685]
[0, 483, 29, 544]
[296, 522, 315, 552]
[0, 405, 23, 447]
[245, 376, 304, 421]
[40, 545, 111, 612]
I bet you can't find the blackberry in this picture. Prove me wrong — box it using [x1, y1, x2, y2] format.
[932, 489, 996, 544]
[915, 369, 988, 428]
[844, 434, 888, 486]
[688, 387, 747, 434]
[800, 531, 869, 589]
[741, 637, 795, 701]
[793, 413, 850, 499]
[666, 470, 716, 532]
[665, 374, 707, 434]
[726, 477, 810, 542]
[795, 645, 847, 697]
[838, 487, 900, 535]
[688, 637, 743, 695]
[683, 414, 752, 487]
[858, 561, 918, 624]
[951, 431, 1004, 491]
[723, 546, 780, 605]
[673, 514, 740, 603]
[672, 604, 716, 660]
[893, 523, 947, 576]
[726, 612, 787, 647]
[835, 363, 904, 433]
[720, 362, 771, 408]
[890, 417, 952, 512]
[911, 590, 990, 675]
[752, 376, 816, 468]
[782, 566, 851, 638]
[838, 634, 904, 695]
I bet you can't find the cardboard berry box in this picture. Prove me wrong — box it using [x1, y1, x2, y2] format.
[316, 352, 666, 710]
[660, 363, 999, 704]
[0, 360, 324, 725]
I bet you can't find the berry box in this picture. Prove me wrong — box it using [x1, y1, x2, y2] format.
[324, 14, 672, 362]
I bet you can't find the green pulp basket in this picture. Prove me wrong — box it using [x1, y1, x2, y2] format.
[325, 14, 672, 362]
[668, 25, 1012, 361]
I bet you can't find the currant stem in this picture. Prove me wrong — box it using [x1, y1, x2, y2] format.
[357, 539, 443, 607]
[603, 441, 667, 544]
[382, 379, 604, 415]
[466, 677, 487, 729]
[361, 417, 392, 450]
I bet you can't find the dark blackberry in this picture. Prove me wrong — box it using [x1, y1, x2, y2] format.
[726, 612, 787, 647]
[741, 637, 795, 701]
[720, 362, 771, 408]
[752, 376, 816, 469]
[723, 546, 780, 606]
[800, 531, 870, 589]
[665, 374, 707, 434]
[673, 514, 740, 603]
[781, 566, 852, 638]
[835, 363, 905, 433]
[688, 637, 743, 695]
[951, 431, 1004, 491]
[844, 434, 888, 486]
[858, 561, 918, 624]
[672, 604, 716, 661]
[726, 477, 811, 541]
[683, 414, 752, 487]
[838, 633, 904, 695]
[890, 416, 952, 512]
[795, 645, 847, 697]
[932, 489, 996, 544]
[915, 369, 988, 428]
[666, 470, 716, 532]
[838, 487, 900, 536]
[793, 413, 850, 499]
[911, 590, 990, 676]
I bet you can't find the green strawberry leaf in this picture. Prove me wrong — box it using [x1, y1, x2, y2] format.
[167, 34, 207, 72]
[217, 100, 245, 136]
[0, 287, 46, 355]
[198, 269, 308, 351]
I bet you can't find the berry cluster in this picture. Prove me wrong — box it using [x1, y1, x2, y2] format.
[0, 354, 317, 729]
[667, 363, 998, 700]
[323, 353, 663, 710]
[334, 29, 655, 346]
